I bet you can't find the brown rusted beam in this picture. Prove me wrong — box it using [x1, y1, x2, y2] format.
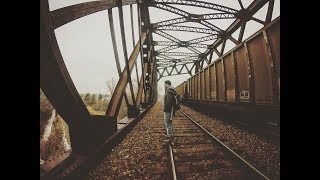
[208, 51, 213, 64]
[244, 42, 255, 103]
[108, 9, 129, 106]
[238, 0, 244, 9]
[130, 4, 140, 87]
[136, 63, 148, 107]
[200, 0, 269, 60]
[118, 3, 136, 106]
[220, 39, 226, 55]
[41, 0, 117, 155]
[232, 51, 239, 101]
[263, 30, 278, 104]
[50, 0, 137, 29]
[106, 31, 148, 117]
[238, 22, 246, 42]
[138, 12, 147, 99]
[265, 0, 274, 23]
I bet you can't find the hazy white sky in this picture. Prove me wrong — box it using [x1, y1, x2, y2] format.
[50, 0, 280, 95]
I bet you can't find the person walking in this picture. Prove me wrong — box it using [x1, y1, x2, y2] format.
[163, 80, 175, 140]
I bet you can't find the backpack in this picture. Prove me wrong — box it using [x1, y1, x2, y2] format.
[173, 91, 181, 110]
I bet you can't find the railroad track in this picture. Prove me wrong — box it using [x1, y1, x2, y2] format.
[161, 109, 270, 180]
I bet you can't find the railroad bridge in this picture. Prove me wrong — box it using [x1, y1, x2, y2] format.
[40, 0, 279, 179]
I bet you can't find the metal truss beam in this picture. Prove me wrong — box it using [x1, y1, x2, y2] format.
[50, 0, 137, 29]
[157, 61, 194, 68]
[155, 25, 217, 34]
[151, 0, 238, 13]
[154, 30, 180, 43]
[106, 31, 148, 117]
[199, 0, 270, 62]
[118, 3, 136, 106]
[157, 45, 179, 52]
[150, 3, 226, 33]
[188, 34, 218, 44]
[153, 41, 208, 49]
[154, 41, 208, 48]
[157, 52, 198, 56]
[108, 9, 130, 106]
[157, 63, 192, 80]
[152, 4, 235, 22]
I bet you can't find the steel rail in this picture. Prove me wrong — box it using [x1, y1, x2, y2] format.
[179, 109, 270, 180]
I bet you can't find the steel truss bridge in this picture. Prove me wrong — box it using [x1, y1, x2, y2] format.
[40, 0, 278, 176]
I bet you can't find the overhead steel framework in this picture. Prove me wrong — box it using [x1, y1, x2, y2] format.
[150, 0, 275, 80]
[40, 0, 277, 156]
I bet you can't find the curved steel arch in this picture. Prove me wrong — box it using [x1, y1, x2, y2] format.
[151, 0, 239, 13]
[50, 0, 138, 29]
[151, 3, 236, 21]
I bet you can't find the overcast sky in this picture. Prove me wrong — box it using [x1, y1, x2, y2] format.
[50, 0, 280, 96]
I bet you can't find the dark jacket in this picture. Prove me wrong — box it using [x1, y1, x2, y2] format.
[163, 86, 175, 113]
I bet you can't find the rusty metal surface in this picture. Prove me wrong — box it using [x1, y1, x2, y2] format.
[191, 77, 194, 99]
[234, 46, 250, 102]
[197, 74, 201, 99]
[108, 9, 130, 106]
[247, 34, 273, 104]
[216, 60, 225, 102]
[210, 64, 217, 100]
[200, 71, 205, 99]
[266, 20, 280, 103]
[136, 63, 148, 107]
[106, 31, 147, 117]
[42, 0, 117, 155]
[224, 53, 236, 101]
[199, 0, 269, 62]
[205, 68, 210, 99]
[50, 0, 137, 29]
[232, 51, 239, 101]
[193, 76, 196, 99]
[130, 4, 140, 89]
[118, 4, 137, 106]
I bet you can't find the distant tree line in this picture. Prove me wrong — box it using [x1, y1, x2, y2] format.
[80, 93, 108, 114]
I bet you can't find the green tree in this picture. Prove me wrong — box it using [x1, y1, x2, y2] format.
[98, 94, 102, 100]
[90, 94, 96, 105]
[84, 93, 91, 101]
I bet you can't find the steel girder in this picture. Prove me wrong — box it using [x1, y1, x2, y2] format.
[150, 0, 238, 13]
[150, 0, 274, 80]
[155, 25, 216, 34]
[199, 0, 270, 62]
[154, 41, 208, 48]
[157, 64, 194, 81]
[106, 31, 148, 116]
[50, 0, 137, 29]
[156, 52, 198, 56]
[151, 3, 228, 32]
